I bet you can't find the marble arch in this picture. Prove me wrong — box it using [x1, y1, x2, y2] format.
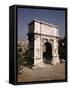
[27, 19, 60, 67]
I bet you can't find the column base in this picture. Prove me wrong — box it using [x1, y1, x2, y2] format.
[33, 58, 46, 68]
[51, 56, 60, 65]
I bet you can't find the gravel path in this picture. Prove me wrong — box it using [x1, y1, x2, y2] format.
[17, 63, 65, 82]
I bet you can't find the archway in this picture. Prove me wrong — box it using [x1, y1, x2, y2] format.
[28, 19, 60, 66]
[43, 42, 52, 63]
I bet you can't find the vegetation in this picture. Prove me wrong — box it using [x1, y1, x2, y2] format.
[17, 41, 29, 66]
[58, 37, 66, 60]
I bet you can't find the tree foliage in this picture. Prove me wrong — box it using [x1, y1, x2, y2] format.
[58, 37, 65, 60]
[17, 41, 29, 66]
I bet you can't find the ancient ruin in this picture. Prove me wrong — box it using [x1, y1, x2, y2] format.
[27, 19, 60, 67]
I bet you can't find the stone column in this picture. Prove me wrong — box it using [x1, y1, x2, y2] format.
[52, 39, 60, 65]
[34, 34, 41, 66]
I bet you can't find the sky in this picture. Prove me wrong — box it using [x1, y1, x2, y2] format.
[17, 7, 65, 41]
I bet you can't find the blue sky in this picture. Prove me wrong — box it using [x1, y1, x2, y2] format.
[17, 8, 65, 41]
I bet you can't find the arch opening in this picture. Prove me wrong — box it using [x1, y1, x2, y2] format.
[43, 42, 52, 63]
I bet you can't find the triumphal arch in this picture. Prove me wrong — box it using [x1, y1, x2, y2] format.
[28, 19, 60, 67]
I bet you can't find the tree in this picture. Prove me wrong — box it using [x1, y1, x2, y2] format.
[58, 37, 65, 60]
[17, 41, 29, 65]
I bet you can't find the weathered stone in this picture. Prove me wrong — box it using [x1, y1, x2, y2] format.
[28, 19, 60, 67]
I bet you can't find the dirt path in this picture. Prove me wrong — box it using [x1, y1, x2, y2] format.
[17, 63, 65, 82]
